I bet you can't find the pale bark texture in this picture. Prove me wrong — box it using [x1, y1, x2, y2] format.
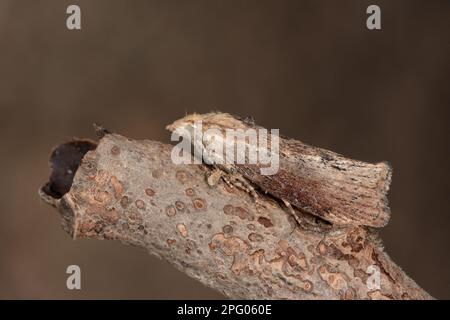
[39, 132, 432, 300]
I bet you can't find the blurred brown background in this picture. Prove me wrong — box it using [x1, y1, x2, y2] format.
[0, 0, 449, 299]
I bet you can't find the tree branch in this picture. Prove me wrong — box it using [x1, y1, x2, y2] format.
[39, 130, 432, 299]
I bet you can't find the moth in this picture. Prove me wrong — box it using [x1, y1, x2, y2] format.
[167, 112, 392, 228]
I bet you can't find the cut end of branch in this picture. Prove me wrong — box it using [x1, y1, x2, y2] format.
[40, 139, 97, 201]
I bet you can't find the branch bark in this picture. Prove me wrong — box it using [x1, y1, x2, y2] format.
[39, 130, 432, 300]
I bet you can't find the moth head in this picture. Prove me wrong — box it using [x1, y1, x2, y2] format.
[167, 112, 246, 134]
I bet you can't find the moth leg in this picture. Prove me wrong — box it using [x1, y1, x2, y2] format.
[282, 199, 295, 215]
[228, 173, 265, 212]
[206, 168, 246, 192]
[206, 167, 224, 187]
[209, 168, 264, 212]
[220, 172, 236, 190]
[229, 173, 257, 198]
[282, 199, 303, 228]
[206, 168, 245, 193]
